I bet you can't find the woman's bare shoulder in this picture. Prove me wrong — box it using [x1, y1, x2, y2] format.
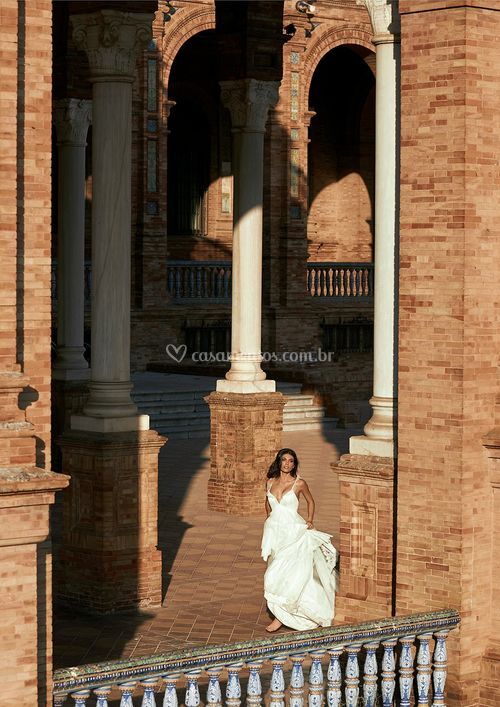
[295, 476, 307, 489]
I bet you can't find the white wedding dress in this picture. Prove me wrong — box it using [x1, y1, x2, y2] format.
[261, 476, 338, 630]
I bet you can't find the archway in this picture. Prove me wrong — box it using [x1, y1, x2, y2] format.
[307, 45, 375, 263]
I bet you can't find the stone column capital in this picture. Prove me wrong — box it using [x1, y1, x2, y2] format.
[53, 99, 92, 146]
[357, 0, 400, 42]
[70, 10, 153, 82]
[219, 79, 280, 133]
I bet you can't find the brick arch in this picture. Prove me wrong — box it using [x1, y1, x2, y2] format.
[162, 7, 216, 85]
[302, 25, 374, 101]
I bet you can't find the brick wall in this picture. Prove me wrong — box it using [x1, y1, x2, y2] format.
[397, 3, 500, 703]
[19, 0, 54, 471]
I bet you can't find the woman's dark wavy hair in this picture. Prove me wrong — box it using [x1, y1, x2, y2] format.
[267, 448, 299, 479]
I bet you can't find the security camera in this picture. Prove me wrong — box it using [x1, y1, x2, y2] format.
[296, 1, 317, 15]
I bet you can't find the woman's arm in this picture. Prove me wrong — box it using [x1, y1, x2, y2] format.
[265, 496, 271, 518]
[297, 478, 315, 528]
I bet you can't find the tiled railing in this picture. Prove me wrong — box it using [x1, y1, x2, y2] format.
[167, 261, 232, 301]
[307, 263, 374, 299]
[52, 609, 459, 706]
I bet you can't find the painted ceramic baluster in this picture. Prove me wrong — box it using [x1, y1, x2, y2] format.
[431, 631, 449, 707]
[141, 678, 158, 707]
[206, 667, 223, 707]
[326, 647, 343, 707]
[246, 659, 264, 707]
[185, 670, 202, 707]
[119, 682, 137, 707]
[94, 686, 111, 707]
[226, 662, 243, 707]
[344, 645, 360, 707]
[399, 636, 415, 707]
[416, 634, 432, 705]
[161, 673, 180, 707]
[308, 649, 326, 707]
[70, 691, 90, 707]
[381, 640, 397, 707]
[362, 642, 379, 707]
[289, 653, 306, 707]
[269, 655, 287, 707]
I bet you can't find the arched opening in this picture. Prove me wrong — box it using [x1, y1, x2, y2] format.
[166, 29, 232, 259]
[307, 45, 375, 262]
[167, 102, 210, 237]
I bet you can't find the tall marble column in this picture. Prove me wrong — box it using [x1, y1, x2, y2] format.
[58, 10, 165, 614]
[70, 10, 152, 431]
[333, 0, 399, 623]
[217, 79, 279, 393]
[350, 0, 400, 458]
[207, 79, 285, 515]
[53, 99, 92, 380]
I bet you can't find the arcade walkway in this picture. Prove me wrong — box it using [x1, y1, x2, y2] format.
[53, 427, 355, 669]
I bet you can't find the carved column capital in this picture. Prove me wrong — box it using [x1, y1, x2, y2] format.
[53, 99, 92, 146]
[219, 79, 280, 133]
[357, 0, 400, 43]
[70, 10, 153, 82]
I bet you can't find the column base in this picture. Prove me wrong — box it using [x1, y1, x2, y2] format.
[71, 413, 150, 433]
[349, 434, 395, 458]
[332, 453, 394, 623]
[58, 428, 166, 613]
[52, 367, 90, 382]
[216, 379, 276, 394]
[206, 391, 285, 516]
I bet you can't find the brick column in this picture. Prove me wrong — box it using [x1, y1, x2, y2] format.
[0, 2, 69, 703]
[333, 454, 394, 624]
[58, 10, 166, 613]
[0, 468, 68, 706]
[396, 1, 500, 703]
[482, 416, 500, 706]
[206, 392, 285, 516]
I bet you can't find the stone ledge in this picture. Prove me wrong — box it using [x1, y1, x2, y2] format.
[205, 391, 285, 408]
[333, 453, 394, 480]
[59, 428, 167, 452]
[0, 467, 70, 495]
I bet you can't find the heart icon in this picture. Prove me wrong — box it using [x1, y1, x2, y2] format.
[166, 343, 187, 363]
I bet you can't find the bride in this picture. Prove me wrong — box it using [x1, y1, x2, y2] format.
[261, 448, 338, 632]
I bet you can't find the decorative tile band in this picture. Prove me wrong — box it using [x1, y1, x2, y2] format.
[53, 609, 459, 699]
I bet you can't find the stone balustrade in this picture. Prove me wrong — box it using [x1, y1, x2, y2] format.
[307, 262, 374, 299]
[52, 609, 458, 706]
[165, 261, 374, 302]
[167, 261, 232, 301]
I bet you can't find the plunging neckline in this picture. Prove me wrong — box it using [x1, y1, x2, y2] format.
[269, 478, 298, 503]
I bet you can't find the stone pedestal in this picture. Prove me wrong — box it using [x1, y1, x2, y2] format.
[332, 454, 394, 624]
[58, 429, 165, 613]
[0, 470, 69, 706]
[206, 392, 285, 516]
